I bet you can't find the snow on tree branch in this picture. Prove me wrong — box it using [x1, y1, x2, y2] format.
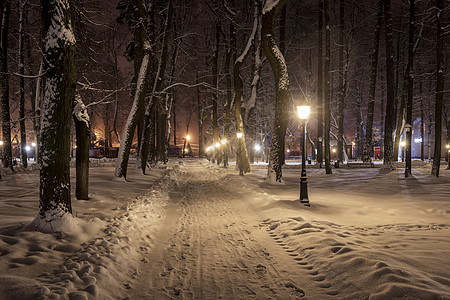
[44, 0, 76, 53]
[73, 92, 90, 127]
[263, 0, 280, 14]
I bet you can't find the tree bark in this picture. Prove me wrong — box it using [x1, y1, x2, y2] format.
[212, 21, 221, 164]
[0, 0, 13, 170]
[362, 0, 383, 162]
[18, 0, 28, 168]
[262, 0, 289, 182]
[431, 0, 444, 177]
[383, 0, 397, 169]
[38, 0, 76, 218]
[317, 0, 324, 166]
[73, 92, 90, 200]
[223, 44, 233, 168]
[324, 0, 332, 174]
[233, 6, 259, 175]
[140, 0, 173, 172]
[337, 0, 345, 163]
[405, 0, 415, 177]
[115, 0, 152, 179]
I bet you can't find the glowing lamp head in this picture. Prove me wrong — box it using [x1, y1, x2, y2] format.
[186, 135, 191, 141]
[31, 142, 36, 147]
[221, 139, 227, 145]
[184, 148, 188, 153]
[287, 149, 290, 153]
[236, 132, 243, 139]
[215, 142, 220, 148]
[400, 141, 406, 148]
[296, 105, 311, 120]
[446, 144, 450, 149]
[206, 147, 211, 152]
[0, 141, 3, 146]
[25, 145, 31, 152]
[254, 144, 261, 152]
[332, 148, 337, 153]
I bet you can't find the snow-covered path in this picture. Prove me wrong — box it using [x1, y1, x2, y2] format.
[128, 162, 311, 299]
[126, 161, 450, 300]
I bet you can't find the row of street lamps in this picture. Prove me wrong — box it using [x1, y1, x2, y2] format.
[202, 105, 312, 206]
[205, 135, 263, 155]
[0, 140, 36, 152]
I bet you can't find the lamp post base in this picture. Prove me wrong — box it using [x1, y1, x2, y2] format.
[300, 176, 309, 206]
[300, 199, 310, 206]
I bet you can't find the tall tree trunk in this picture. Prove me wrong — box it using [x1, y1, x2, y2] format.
[380, 75, 385, 159]
[212, 21, 221, 163]
[196, 83, 203, 158]
[115, 0, 151, 179]
[317, 0, 324, 166]
[167, 22, 179, 153]
[279, 4, 286, 56]
[420, 80, 424, 161]
[355, 96, 363, 159]
[18, 0, 27, 168]
[337, 0, 345, 163]
[262, 0, 289, 182]
[173, 94, 177, 146]
[362, 0, 383, 162]
[244, 0, 262, 126]
[431, 0, 444, 177]
[31, 61, 43, 163]
[0, 0, 13, 170]
[140, 0, 173, 173]
[279, 2, 287, 165]
[405, 0, 415, 177]
[115, 44, 151, 179]
[324, 0, 332, 174]
[383, 0, 397, 169]
[73, 92, 90, 200]
[223, 45, 233, 168]
[233, 0, 260, 176]
[37, 0, 76, 220]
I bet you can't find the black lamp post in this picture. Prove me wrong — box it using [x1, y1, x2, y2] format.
[297, 105, 311, 206]
[405, 123, 412, 178]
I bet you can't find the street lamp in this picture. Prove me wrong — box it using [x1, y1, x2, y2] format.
[254, 144, 261, 163]
[400, 141, 406, 162]
[296, 105, 310, 206]
[183, 135, 191, 158]
[221, 139, 227, 145]
[405, 123, 412, 178]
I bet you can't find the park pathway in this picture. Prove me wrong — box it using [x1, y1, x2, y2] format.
[127, 161, 336, 299]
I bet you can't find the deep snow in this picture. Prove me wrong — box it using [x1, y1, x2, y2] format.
[0, 159, 449, 299]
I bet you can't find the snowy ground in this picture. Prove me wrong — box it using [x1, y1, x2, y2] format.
[0, 159, 449, 299]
